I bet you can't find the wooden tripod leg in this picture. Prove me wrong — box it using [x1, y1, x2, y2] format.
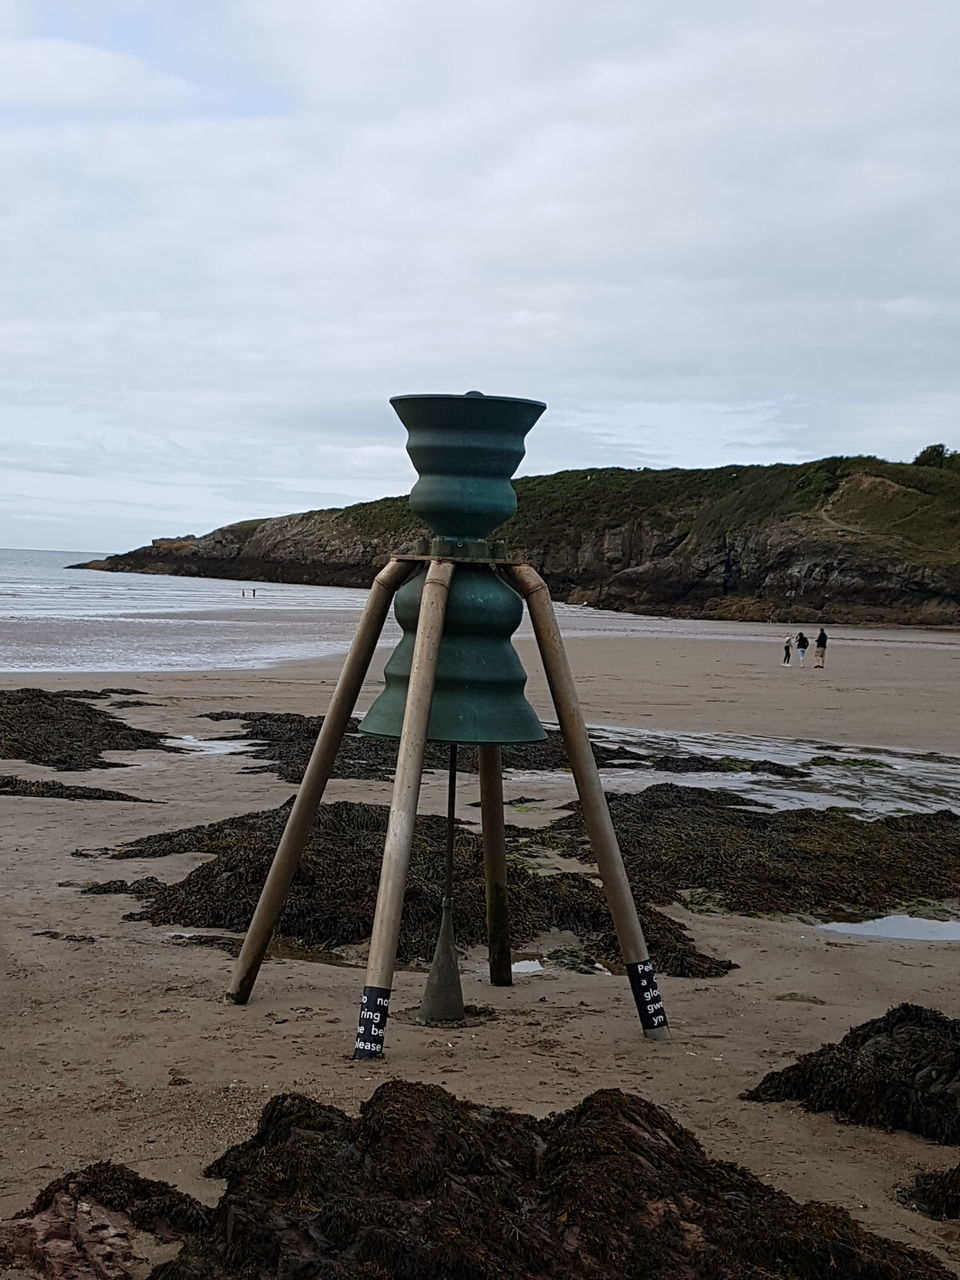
[352, 559, 454, 1059]
[225, 557, 413, 1006]
[504, 564, 670, 1041]
[479, 745, 512, 985]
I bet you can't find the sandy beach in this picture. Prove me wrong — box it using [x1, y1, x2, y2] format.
[2, 621, 960, 1270]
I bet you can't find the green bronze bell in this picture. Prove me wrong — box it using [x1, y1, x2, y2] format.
[360, 562, 544, 744]
[359, 391, 547, 745]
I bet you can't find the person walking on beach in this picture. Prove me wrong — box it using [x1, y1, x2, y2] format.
[795, 631, 809, 665]
[782, 635, 793, 665]
[814, 628, 828, 668]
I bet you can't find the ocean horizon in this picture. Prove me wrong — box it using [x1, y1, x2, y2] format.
[0, 546, 378, 672]
[1, 547, 956, 675]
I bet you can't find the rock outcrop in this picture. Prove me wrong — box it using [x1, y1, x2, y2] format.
[72, 455, 960, 624]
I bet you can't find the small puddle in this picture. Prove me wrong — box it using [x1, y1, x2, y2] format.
[533, 723, 960, 816]
[161, 931, 361, 965]
[820, 915, 960, 941]
[166, 735, 254, 756]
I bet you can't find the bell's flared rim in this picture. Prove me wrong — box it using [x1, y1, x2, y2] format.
[390, 392, 547, 410]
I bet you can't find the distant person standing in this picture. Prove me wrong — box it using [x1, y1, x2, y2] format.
[814, 628, 828, 668]
[795, 631, 809, 665]
[782, 635, 793, 665]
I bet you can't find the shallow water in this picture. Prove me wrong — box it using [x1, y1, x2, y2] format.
[820, 915, 960, 941]
[533, 724, 960, 816]
[169, 735, 255, 756]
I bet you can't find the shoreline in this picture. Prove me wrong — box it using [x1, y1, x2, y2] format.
[66, 552, 960, 630]
[5, 621, 959, 752]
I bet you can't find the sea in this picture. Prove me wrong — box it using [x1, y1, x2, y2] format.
[2, 546, 957, 675]
[0, 547, 379, 672]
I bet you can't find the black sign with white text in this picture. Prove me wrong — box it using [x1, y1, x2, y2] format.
[352, 985, 391, 1059]
[626, 960, 668, 1032]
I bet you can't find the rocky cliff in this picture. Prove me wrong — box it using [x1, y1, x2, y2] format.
[73, 455, 960, 624]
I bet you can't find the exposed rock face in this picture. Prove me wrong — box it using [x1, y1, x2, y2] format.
[80, 510, 403, 589]
[590, 514, 960, 622]
[73, 457, 960, 624]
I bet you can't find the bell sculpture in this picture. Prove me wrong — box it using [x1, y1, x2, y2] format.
[225, 391, 670, 1060]
[360, 392, 546, 745]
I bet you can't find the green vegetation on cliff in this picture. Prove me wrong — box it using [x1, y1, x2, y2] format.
[493, 456, 959, 559]
[73, 450, 960, 624]
[334, 494, 421, 540]
[334, 452, 960, 565]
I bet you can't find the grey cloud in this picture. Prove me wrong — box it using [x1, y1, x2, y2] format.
[0, 37, 198, 112]
[1, 1, 959, 547]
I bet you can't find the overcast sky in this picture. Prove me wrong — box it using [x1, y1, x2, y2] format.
[2, 1, 959, 552]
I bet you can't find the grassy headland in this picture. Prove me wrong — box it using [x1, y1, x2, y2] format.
[72, 454, 960, 623]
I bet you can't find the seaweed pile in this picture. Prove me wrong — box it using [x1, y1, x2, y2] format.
[640, 752, 808, 778]
[3, 1082, 950, 1279]
[0, 689, 178, 771]
[744, 1004, 960, 1144]
[904, 1163, 960, 1220]
[86, 799, 734, 977]
[0, 775, 152, 802]
[54, 688, 147, 699]
[199, 710, 624, 783]
[0, 1162, 207, 1280]
[199, 710, 811, 785]
[545, 784, 960, 919]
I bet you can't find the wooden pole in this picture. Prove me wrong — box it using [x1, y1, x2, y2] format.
[504, 564, 669, 1041]
[352, 559, 454, 1058]
[226, 557, 413, 1005]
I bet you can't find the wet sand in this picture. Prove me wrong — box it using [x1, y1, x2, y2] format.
[1, 625, 960, 1269]
[5, 611, 959, 750]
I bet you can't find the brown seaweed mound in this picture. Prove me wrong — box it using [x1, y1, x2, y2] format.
[89, 799, 734, 978]
[0, 775, 153, 802]
[641, 752, 808, 778]
[21, 1162, 208, 1237]
[0, 689, 178, 771]
[200, 710, 811, 785]
[199, 710, 624, 783]
[904, 1163, 960, 1220]
[0, 1162, 207, 1280]
[744, 1003, 960, 1143]
[547, 785, 960, 919]
[22, 1081, 939, 1280]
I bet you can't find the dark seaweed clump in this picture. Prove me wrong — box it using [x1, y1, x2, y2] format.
[0, 775, 152, 802]
[19, 1161, 208, 1237]
[89, 799, 733, 978]
[0, 689, 178, 771]
[53, 688, 147, 699]
[744, 1003, 960, 1144]
[904, 1163, 960, 1220]
[198, 710, 655, 782]
[641, 752, 808, 778]
[545, 784, 960, 920]
[0, 1162, 209, 1280]
[199, 710, 813, 783]
[84, 876, 165, 896]
[11, 1081, 945, 1280]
